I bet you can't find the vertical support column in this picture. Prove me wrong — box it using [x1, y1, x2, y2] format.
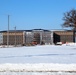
[23, 31, 25, 45]
[73, 28, 76, 43]
[40, 31, 42, 45]
[51, 31, 54, 45]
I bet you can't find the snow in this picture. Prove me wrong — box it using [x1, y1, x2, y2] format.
[0, 72, 76, 75]
[0, 63, 76, 72]
[0, 44, 76, 73]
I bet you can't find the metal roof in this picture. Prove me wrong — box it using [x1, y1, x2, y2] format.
[0, 29, 50, 33]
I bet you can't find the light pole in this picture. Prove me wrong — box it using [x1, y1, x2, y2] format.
[7, 15, 10, 47]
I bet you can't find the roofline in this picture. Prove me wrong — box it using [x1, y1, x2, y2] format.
[0, 29, 51, 32]
[0, 29, 73, 33]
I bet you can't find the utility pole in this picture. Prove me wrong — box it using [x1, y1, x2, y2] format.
[40, 31, 42, 45]
[7, 15, 10, 47]
[14, 26, 16, 46]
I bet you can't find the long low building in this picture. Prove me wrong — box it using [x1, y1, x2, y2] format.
[0, 29, 75, 45]
[0, 29, 53, 45]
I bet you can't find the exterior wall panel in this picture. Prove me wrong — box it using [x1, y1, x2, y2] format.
[3, 32, 23, 45]
[0, 33, 3, 44]
[54, 31, 73, 44]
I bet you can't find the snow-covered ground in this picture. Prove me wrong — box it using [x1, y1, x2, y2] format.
[0, 44, 76, 64]
[0, 44, 76, 74]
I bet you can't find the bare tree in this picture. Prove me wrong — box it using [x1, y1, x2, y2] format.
[62, 9, 76, 42]
[62, 9, 76, 29]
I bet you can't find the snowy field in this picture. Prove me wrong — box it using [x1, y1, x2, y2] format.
[0, 44, 76, 75]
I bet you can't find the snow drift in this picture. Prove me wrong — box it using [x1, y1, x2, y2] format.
[0, 63, 76, 72]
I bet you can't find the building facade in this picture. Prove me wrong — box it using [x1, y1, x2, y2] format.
[3, 31, 24, 45]
[0, 29, 52, 45]
[0, 29, 74, 46]
[53, 30, 73, 44]
[32, 29, 52, 44]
